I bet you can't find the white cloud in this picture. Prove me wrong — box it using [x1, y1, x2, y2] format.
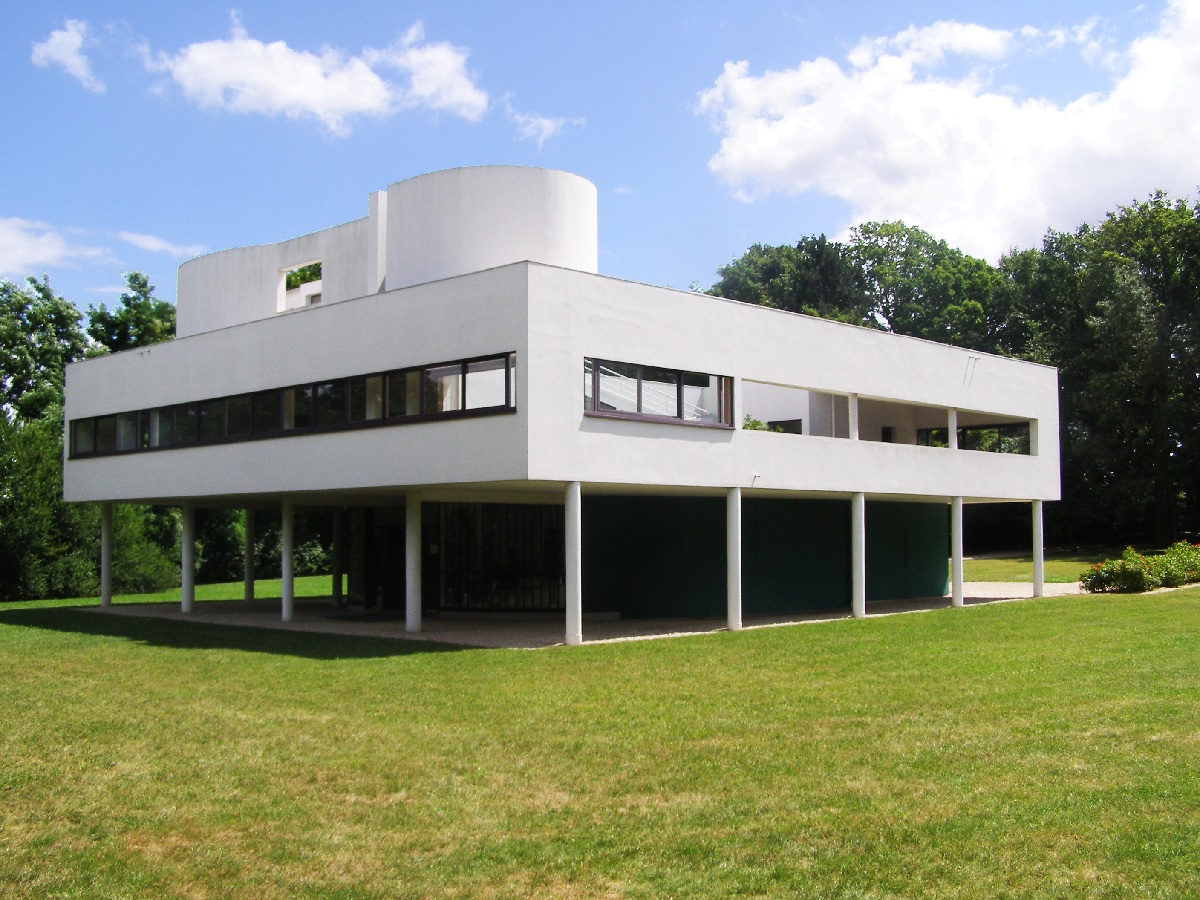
[502, 95, 584, 148]
[32, 19, 105, 93]
[0, 218, 104, 278]
[366, 23, 488, 120]
[118, 231, 207, 259]
[145, 16, 487, 135]
[697, 0, 1200, 261]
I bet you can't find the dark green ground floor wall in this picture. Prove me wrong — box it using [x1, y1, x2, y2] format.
[866, 501, 950, 601]
[582, 496, 949, 618]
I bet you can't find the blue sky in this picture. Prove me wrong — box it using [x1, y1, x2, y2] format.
[4, 1, 1197, 310]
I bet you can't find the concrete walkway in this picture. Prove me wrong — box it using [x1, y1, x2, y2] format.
[86, 581, 1080, 650]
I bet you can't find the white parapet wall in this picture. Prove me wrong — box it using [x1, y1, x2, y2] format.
[385, 166, 597, 290]
[175, 167, 598, 339]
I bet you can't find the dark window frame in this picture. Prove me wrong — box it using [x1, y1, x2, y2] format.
[67, 351, 518, 459]
[583, 357, 734, 429]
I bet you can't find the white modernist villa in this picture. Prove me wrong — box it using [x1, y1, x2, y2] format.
[63, 166, 1060, 644]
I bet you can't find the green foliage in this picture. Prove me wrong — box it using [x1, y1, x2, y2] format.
[849, 221, 1009, 353]
[709, 236, 872, 325]
[741, 414, 781, 432]
[0, 410, 97, 599]
[285, 262, 322, 291]
[0, 276, 87, 421]
[86, 272, 176, 353]
[110, 505, 178, 594]
[1080, 542, 1200, 593]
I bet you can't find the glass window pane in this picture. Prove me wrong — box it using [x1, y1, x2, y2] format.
[152, 408, 175, 447]
[175, 404, 198, 443]
[226, 395, 252, 437]
[138, 411, 151, 449]
[115, 412, 138, 451]
[393, 369, 417, 420]
[283, 385, 313, 430]
[405, 370, 422, 415]
[349, 375, 383, 421]
[73, 419, 95, 455]
[315, 381, 345, 427]
[253, 391, 280, 433]
[681, 372, 720, 422]
[424, 364, 462, 414]
[95, 416, 116, 453]
[595, 360, 639, 413]
[508, 353, 516, 408]
[465, 357, 506, 409]
[640, 367, 678, 417]
[198, 399, 225, 441]
[583, 358, 594, 411]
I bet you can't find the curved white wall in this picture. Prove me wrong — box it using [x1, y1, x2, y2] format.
[385, 166, 597, 290]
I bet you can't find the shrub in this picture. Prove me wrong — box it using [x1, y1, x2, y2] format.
[1158, 541, 1200, 588]
[1080, 543, 1200, 593]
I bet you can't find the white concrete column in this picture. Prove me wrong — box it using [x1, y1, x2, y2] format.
[99, 504, 113, 609]
[565, 481, 583, 646]
[181, 503, 195, 614]
[406, 495, 422, 633]
[1032, 499, 1045, 598]
[281, 498, 294, 622]
[851, 492, 866, 618]
[951, 496, 964, 607]
[947, 408, 959, 450]
[243, 508, 255, 602]
[848, 393, 860, 441]
[726, 487, 743, 631]
[99, 502, 113, 607]
[331, 509, 344, 607]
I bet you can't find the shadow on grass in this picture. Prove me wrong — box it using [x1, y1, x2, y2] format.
[0, 606, 467, 660]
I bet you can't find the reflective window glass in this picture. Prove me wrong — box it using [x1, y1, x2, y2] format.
[226, 395, 252, 437]
[681, 372, 720, 423]
[95, 416, 117, 453]
[73, 419, 95, 455]
[283, 385, 313, 430]
[465, 357, 506, 409]
[424, 364, 463, 413]
[314, 381, 345, 427]
[198, 399, 225, 441]
[115, 412, 138, 451]
[349, 375, 383, 421]
[640, 367, 678, 417]
[253, 391, 280, 433]
[594, 361, 639, 413]
[152, 408, 175, 447]
[175, 404, 198, 443]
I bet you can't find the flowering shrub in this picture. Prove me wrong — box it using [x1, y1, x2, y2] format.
[1080, 543, 1200, 593]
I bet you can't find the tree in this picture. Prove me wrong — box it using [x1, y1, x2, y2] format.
[1002, 195, 1200, 545]
[0, 408, 98, 599]
[0, 276, 87, 422]
[86, 272, 176, 353]
[709, 236, 873, 325]
[848, 221, 1007, 353]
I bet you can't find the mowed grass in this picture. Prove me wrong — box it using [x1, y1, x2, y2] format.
[963, 548, 1118, 583]
[2, 591, 1199, 897]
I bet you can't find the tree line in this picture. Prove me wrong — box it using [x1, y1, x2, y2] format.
[709, 192, 1200, 549]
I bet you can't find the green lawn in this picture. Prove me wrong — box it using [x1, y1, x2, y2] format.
[2, 590, 1199, 897]
[963, 548, 1119, 583]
